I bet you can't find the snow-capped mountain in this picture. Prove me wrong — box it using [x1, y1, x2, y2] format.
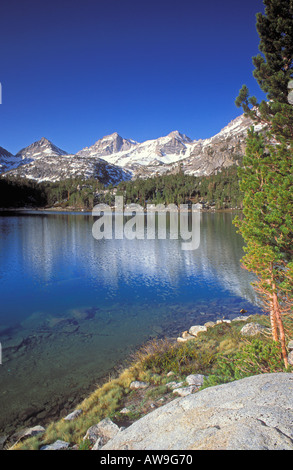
[73, 114, 258, 178]
[78, 130, 195, 168]
[15, 137, 68, 161]
[0, 138, 70, 176]
[76, 132, 138, 159]
[1, 137, 132, 185]
[0, 113, 260, 184]
[7, 154, 132, 185]
[178, 114, 260, 178]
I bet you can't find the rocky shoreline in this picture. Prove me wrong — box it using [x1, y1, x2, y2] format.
[0, 297, 260, 441]
[0, 205, 242, 214]
[4, 312, 291, 450]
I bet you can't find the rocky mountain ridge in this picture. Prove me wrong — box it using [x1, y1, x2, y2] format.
[0, 113, 261, 184]
[0, 147, 22, 174]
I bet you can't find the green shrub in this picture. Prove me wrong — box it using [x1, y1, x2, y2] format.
[140, 340, 214, 376]
[78, 439, 92, 450]
[203, 339, 290, 388]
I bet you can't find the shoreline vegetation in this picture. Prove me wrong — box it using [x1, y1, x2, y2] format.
[6, 312, 293, 450]
[0, 206, 240, 214]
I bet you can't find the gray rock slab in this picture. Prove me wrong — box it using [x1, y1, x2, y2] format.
[9, 425, 46, 448]
[64, 409, 82, 421]
[189, 325, 207, 337]
[240, 322, 269, 336]
[172, 386, 197, 397]
[129, 381, 148, 390]
[0, 436, 8, 450]
[101, 373, 293, 450]
[40, 440, 70, 451]
[185, 374, 206, 386]
[84, 418, 121, 448]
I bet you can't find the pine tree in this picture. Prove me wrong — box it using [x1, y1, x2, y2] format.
[235, 0, 293, 367]
[236, 0, 293, 140]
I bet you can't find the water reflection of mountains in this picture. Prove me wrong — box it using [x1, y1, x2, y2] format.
[18, 211, 260, 306]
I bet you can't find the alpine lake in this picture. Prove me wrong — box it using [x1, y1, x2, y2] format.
[0, 209, 264, 435]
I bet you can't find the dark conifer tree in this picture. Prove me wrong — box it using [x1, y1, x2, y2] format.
[235, 0, 293, 367]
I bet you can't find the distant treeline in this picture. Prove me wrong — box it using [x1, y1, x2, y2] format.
[115, 166, 243, 209]
[0, 166, 243, 210]
[0, 177, 103, 209]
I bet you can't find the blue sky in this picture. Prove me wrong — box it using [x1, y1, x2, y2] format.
[0, 0, 265, 155]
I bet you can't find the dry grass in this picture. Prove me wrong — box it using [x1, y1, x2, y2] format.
[13, 313, 293, 450]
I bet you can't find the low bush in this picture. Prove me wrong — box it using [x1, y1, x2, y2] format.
[202, 338, 291, 389]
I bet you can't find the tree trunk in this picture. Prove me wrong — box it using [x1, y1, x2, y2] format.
[269, 300, 279, 342]
[267, 273, 279, 343]
[272, 283, 288, 368]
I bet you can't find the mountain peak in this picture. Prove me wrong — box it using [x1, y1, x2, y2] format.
[102, 132, 121, 141]
[15, 138, 68, 159]
[168, 130, 181, 137]
[101, 132, 122, 140]
[38, 137, 51, 145]
[76, 132, 138, 158]
[168, 131, 193, 143]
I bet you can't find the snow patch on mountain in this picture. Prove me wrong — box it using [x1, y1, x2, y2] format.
[83, 130, 197, 168]
[0, 113, 260, 184]
[15, 137, 68, 162]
